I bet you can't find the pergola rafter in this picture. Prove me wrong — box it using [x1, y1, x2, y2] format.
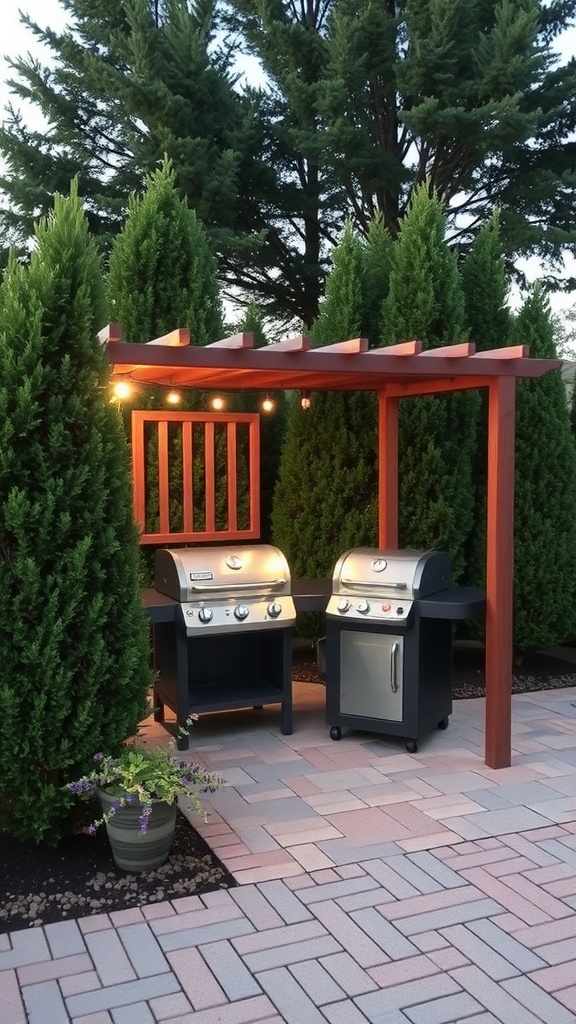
[104, 324, 561, 770]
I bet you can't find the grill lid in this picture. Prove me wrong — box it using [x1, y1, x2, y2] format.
[327, 548, 452, 625]
[332, 548, 452, 600]
[155, 544, 292, 603]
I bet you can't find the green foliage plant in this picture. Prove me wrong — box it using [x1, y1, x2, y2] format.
[381, 184, 477, 580]
[0, 183, 152, 844]
[64, 718, 222, 835]
[512, 284, 576, 652]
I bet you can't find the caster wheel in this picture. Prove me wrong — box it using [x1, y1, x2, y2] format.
[330, 726, 342, 741]
[437, 716, 449, 730]
[405, 739, 419, 754]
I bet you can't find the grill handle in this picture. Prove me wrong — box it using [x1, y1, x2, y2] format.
[341, 578, 407, 591]
[190, 578, 287, 592]
[390, 642, 399, 693]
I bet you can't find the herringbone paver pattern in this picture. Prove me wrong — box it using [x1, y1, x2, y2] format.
[3, 682, 576, 1022]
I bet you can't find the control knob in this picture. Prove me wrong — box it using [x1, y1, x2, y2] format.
[357, 599, 370, 614]
[337, 598, 351, 613]
[234, 605, 249, 620]
[267, 602, 282, 618]
[198, 607, 213, 623]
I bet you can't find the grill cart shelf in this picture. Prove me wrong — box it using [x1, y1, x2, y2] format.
[324, 548, 486, 753]
[145, 544, 297, 749]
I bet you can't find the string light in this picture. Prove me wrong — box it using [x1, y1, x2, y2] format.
[113, 381, 132, 400]
[300, 390, 311, 410]
[262, 396, 274, 412]
[211, 396, 225, 410]
[166, 391, 181, 405]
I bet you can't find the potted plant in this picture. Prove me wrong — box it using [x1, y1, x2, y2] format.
[64, 725, 223, 872]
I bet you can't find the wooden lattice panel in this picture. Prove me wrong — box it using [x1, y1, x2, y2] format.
[131, 411, 260, 544]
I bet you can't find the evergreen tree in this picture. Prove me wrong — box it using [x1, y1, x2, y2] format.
[381, 185, 477, 579]
[512, 285, 576, 652]
[272, 223, 381, 582]
[108, 158, 222, 346]
[107, 158, 225, 549]
[0, 184, 151, 843]
[3, 1, 576, 320]
[461, 212, 512, 590]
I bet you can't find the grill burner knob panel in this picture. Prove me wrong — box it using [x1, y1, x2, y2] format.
[337, 599, 351, 613]
[198, 607, 213, 623]
[234, 605, 250, 620]
[267, 602, 282, 618]
[357, 600, 370, 615]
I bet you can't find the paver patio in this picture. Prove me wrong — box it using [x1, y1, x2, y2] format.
[2, 679, 576, 1023]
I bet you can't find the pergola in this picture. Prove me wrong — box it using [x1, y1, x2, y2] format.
[102, 325, 561, 770]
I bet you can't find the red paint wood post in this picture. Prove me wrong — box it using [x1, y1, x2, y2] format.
[485, 376, 516, 768]
[378, 391, 399, 549]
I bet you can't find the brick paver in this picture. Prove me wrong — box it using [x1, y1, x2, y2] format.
[4, 684, 576, 1023]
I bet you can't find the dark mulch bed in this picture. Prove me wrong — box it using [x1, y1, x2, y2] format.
[4, 645, 576, 936]
[0, 811, 236, 935]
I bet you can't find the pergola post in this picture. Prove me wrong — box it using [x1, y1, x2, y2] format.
[485, 375, 516, 769]
[378, 390, 399, 548]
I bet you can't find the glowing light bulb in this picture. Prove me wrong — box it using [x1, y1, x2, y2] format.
[300, 391, 311, 410]
[211, 396, 225, 410]
[262, 397, 274, 412]
[113, 381, 131, 400]
[166, 391, 181, 404]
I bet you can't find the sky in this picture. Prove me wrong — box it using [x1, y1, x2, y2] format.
[1, 0, 576, 344]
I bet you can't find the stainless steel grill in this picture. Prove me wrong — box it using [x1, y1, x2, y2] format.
[155, 544, 296, 635]
[324, 548, 485, 752]
[152, 544, 296, 747]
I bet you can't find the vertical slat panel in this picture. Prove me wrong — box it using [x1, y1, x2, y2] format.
[227, 422, 238, 532]
[204, 421, 216, 534]
[133, 411, 260, 543]
[131, 411, 146, 530]
[249, 416, 261, 538]
[157, 420, 170, 535]
[485, 375, 516, 769]
[181, 420, 194, 534]
[378, 391, 399, 548]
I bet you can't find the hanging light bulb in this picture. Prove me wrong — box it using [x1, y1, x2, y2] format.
[300, 390, 311, 410]
[211, 395, 225, 411]
[166, 390, 181, 405]
[113, 381, 132, 400]
[262, 396, 274, 412]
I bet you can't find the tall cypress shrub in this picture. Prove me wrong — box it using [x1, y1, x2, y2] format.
[108, 158, 223, 347]
[108, 159, 225, 550]
[461, 213, 512, 591]
[381, 185, 476, 579]
[272, 223, 386, 580]
[512, 285, 576, 652]
[0, 185, 151, 843]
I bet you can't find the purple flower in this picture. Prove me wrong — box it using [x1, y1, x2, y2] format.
[93, 752, 105, 762]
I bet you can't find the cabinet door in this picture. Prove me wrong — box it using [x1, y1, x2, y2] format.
[340, 630, 403, 722]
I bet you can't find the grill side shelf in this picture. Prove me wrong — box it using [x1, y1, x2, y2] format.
[418, 586, 486, 620]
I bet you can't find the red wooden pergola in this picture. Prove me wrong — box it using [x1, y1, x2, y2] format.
[102, 324, 561, 770]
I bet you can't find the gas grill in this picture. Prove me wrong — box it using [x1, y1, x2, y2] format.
[151, 544, 297, 748]
[324, 548, 485, 752]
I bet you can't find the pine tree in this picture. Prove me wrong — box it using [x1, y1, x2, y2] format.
[461, 212, 512, 591]
[512, 285, 576, 652]
[381, 185, 477, 579]
[0, 184, 151, 843]
[4, 2, 576, 320]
